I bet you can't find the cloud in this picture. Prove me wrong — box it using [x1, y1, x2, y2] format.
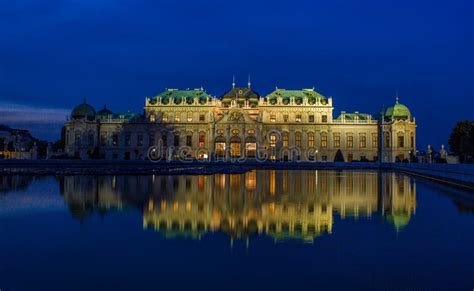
[0, 103, 69, 124]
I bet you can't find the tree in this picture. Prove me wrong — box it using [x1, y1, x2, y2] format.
[334, 149, 345, 162]
[448, 120, 474, 163]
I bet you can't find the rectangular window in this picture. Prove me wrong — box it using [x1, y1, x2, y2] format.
[334, 135, 340, 148]
[125, 133, 131, 146]
[372, 133, 378, 148]
[347, 153, 353, 162]
[174, 114, 180, 122]
[149, 114, 156, 123]
[100, 133, 107, 146]
[321, 133, 328, 148]
[199, 133, 205, 148]
[347, 135, 353, 148]
[112, 133, 119, 146]
[187, 112, 193, 122]
[149, 132, 155, 146]
[137, 134, 143, 146]
[359, 135, 366, 148]
[186, 135, 192, 147]
[163, 113, 168, 123]
[309, 115, 315, 122]
[322, 115, 328, 123]
[283, 114, 289, 122]
[199, 113, 205, 122]
[308, 134, 315, 147]
[174, 135, 180, 147]
[295, 114, 302, 123]
[270, 114, 276, 123]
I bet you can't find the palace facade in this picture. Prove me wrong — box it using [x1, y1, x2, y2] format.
[65, 82, 416, 162]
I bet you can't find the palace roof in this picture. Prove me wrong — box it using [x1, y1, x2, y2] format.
[150, 88, 213, 105]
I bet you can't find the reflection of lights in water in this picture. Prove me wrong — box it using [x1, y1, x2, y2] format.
[58, 172, 417, 242]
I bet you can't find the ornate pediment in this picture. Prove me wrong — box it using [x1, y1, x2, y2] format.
[216, 109, 259, 125]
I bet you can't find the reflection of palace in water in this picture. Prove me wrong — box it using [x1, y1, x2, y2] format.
[56, 170, 417, 243]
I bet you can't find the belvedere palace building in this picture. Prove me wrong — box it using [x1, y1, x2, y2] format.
[65, 81, 416, 162]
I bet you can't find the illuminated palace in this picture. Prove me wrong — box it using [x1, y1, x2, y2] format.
[59, 171, 417, 242]
[65, 81, 416, 162]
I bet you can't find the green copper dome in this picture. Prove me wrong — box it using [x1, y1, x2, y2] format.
[71, 99, 96, 120]
[97, 105, 113, 116]
[384, 98, 411, 120]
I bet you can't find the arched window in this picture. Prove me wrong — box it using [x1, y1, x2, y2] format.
[397, 132, 404, 148]
[282, 132, 289, 147]
[295, 132, 302, 147]
[74, 131, 81, 146]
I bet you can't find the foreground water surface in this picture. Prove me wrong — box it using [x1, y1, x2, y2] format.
[0, 170, 473, 291]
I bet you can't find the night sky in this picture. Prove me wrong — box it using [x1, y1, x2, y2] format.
[0, 0, 472, 147]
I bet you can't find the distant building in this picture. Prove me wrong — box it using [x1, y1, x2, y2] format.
[0, 125, 37, 159]
[64, 83, 416, 162]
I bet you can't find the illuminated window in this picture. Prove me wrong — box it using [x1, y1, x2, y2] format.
[282, 133, 289, 147]
[270, 134, 277, 148]
[321, 132, 328, 148]
[199, 133, 205, 147]
[186, 135, 192, 147]
[150, 114, 156, 123]
[347, 153, 353, 162]
[372, 133, 378, 148]
[347, 134, 353, 148]
[309, 115, 315, 122]
[334, 134, 340, 148]
[270, 114, 276, 123]
[163, 113, 168, 123]
[187, 112, 193, 122]
[295, 114, 302, 122]
[283, 114, 289, 122]
[295, 132, 302, 147]
[231, 129, 239, 136]
[397, 134, 404, 148]
[199, 113, 205, 122]
[308, 133, 315, 147]
[359, 134, 366, 148]
[174, 114, 180, 122]
[215, 142, 226, 157]
[217, 129, 224, 136]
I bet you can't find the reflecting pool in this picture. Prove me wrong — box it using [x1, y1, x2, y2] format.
[0, 170, 473, 290]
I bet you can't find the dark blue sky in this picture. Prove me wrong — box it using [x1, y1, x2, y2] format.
[0, 0, 472, 146]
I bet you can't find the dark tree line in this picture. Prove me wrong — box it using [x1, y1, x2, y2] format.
[448, 120, 474, 163]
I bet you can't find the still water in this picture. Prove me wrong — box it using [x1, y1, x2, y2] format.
[0, 170, 473, 290]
